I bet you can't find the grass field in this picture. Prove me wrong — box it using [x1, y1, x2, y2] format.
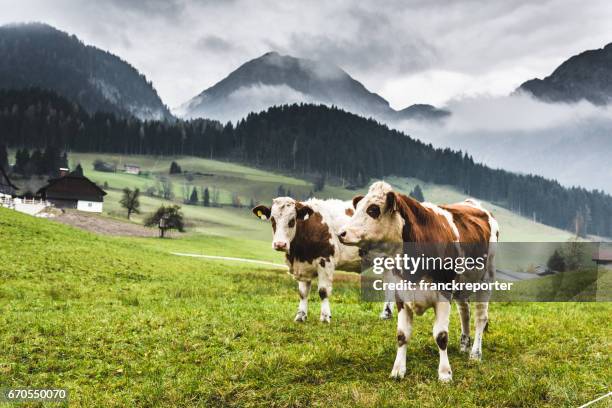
[0, 208, 610, 407]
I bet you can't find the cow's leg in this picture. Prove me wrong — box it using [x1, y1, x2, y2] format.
[295, 280, 311, 322]
[434, 301, 452, 382]
[470, 301, 489, 361]
[456, 299, 471, 352]
[379, 268, 395, 319]
[317, 260, 334, 323]
[379, 301, 394, 320]
[390, 302, 413, 379]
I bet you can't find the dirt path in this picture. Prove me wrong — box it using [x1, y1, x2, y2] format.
[53, 211, 157, 237]
[171, 252, 288, 269]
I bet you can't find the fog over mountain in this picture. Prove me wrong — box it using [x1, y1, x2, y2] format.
[400, 93, 612, 194]
[176, 52, 449, 123]
[0, 23, 172, 120]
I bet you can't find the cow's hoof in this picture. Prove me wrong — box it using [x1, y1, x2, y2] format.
[320, 314, 331, 323]
[390, 365, 406, 380]
[294, 311, 307, 322]
[460, 334, 471, 353]
[438, 371, 453, 382]
[379, 310, 393, 320]
[469, 350, 482, 361]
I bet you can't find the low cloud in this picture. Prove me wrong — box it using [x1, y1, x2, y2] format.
[177, 84, 315, 122]
[393, 94, 612, 193]
[398, 93, 612, 139]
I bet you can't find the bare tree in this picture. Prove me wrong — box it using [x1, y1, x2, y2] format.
[120, 188, 141, 220]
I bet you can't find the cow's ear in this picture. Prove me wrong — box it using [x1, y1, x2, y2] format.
[296, 202, 314, 220]
[352, 195, 364, 209]
[252, 205, 271, 220]
[386, 192, 399, 213]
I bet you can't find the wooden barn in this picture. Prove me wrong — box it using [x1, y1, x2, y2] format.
[37, 174, 107, 213]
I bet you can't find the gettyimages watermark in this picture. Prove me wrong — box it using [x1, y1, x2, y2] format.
[360, 242, 612, 302]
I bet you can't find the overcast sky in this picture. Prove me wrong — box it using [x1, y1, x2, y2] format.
[2, 0, 612, 109]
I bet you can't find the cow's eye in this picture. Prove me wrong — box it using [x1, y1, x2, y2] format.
[288, 218, 295, 228]
[366, 204, 381, 219]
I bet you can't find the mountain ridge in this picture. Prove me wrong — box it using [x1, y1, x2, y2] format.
[517, 42, 612, 105]
[177, 51, 449, 122]
[0, 22, 172, 120]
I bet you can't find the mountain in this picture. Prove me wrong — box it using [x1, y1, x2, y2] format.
[518, 43, 612, 105]
[177, 51, 448, 122]
[0, 23, 172, 120]
[397, 104, 450, 121]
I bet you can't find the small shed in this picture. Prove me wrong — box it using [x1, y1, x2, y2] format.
[593, 248, 612, 271]
[0, 166, 17, 197]
[37, 174, 107, 213]
[124, 164, 140, 175]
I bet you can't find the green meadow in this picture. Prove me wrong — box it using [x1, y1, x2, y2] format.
[68, 153, 575, 243]
[0, 208, 610, 407]
[1, 153, 604, 406]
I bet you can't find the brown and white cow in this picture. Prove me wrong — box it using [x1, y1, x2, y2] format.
[338, 181, 499, 382]
[253, 197, 395, 323]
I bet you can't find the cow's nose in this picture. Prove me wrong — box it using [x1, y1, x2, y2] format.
[339, 231, 347, 239]
[273, 242, 287, 251]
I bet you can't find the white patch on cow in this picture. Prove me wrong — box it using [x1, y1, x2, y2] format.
[340, 181, 404, 244]
[390, 305, 412, 379]
[463, 198, 499, 243]
[470, 301, 489, 361]
[421, 202, 460, 241]
[295, 280, 311, 322]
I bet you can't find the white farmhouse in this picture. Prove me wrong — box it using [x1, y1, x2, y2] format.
[37, 174, 107, 213]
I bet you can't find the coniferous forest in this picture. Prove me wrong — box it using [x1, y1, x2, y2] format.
[1, 88, 611, 237]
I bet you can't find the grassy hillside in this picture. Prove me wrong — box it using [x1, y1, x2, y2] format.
[68, 153, 575, 243]
[0, 208, 610, 407]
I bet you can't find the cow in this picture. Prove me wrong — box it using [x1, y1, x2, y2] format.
[337, 181, 499, 382]
[252, 197, 395, 323]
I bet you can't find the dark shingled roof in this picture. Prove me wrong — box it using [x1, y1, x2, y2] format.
[37, 174, 107, 202]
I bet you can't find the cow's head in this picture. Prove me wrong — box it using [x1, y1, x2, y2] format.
[252, 197, 314, 252]
[338, 181, 403, 246]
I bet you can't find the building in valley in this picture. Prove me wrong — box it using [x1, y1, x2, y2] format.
[37, 174, 107, 213]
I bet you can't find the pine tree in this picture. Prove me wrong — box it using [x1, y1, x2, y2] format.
[547, 249, 565, 272]
[410, 185, 425, 202]
[30, 149, 44, 175]
[169, 161, 182, 174]
[190, 187, 198, 204]
[72, 163, 84, 176]
[14, 149, 30, 175]
[0, 145, 8, 172]
[203, 187, 210, 207]
[314, 174, 325, 192]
